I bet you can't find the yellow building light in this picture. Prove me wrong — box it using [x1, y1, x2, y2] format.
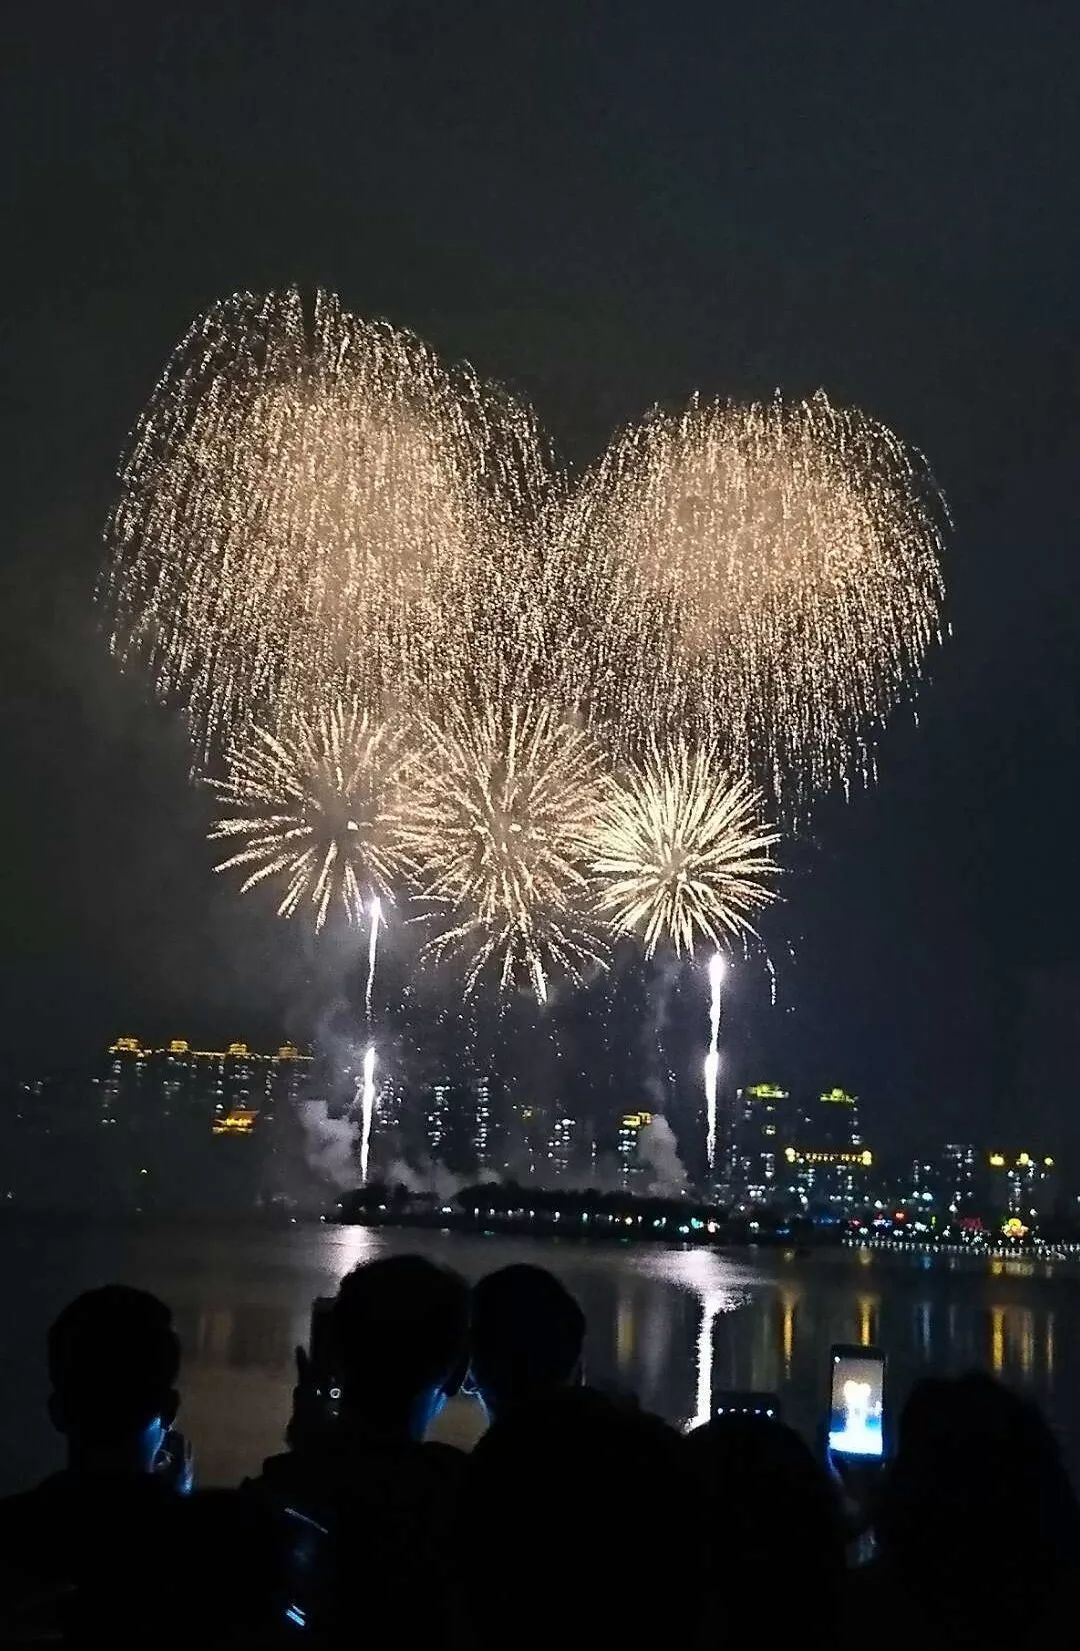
[167, 1040, 190, 1054]
[226, 1042, 249, 1057]
[784, 1147, 797, 1162]
[988, 1153, 1006, 1168]
[212, 1108, 257, 1136]
[861, 1150, 873, 1167]
[1017, 1152, 1031, 1167]
[1044, 1157, 1055, 1168]
[820, 1088, 856, 1105]
[109, 1037, 142, 1054]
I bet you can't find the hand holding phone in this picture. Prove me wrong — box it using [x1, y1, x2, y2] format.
[286, 1298, 342, 1451]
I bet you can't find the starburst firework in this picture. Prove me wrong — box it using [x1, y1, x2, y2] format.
[207, 702, 409, 931]
[403, 698, 609, 1000]
[592, 744, 780, 956]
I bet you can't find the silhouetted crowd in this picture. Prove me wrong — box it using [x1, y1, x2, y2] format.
[2, 1257, 1078, 1648]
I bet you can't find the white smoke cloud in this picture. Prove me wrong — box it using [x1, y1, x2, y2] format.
[637, 1115, 689, 1196]
[642, 953, 685, 1113]
[384, 1156, 426, 1194]
[299, 1100, 358, 1187]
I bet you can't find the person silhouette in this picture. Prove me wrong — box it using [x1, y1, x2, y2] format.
[469, 1263, 585, 1423]
[0, 1285, 189, 1642]
[253, 1255, 471, 1642]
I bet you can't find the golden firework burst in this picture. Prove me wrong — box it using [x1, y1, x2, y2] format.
[402, 696, 609, 1000]
[591, 742, 781, 956]
[207, 701, 410, 931]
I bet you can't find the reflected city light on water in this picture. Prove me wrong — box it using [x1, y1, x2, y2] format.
[780, 1293, 797, 1376]
[35, 1222, 1072, 1488]
[629, 1248, 748, 1429]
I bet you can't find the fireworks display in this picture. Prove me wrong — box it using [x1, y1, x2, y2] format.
[402, 697, 610, 1001]
[207, 701, 410, 932]
[591, 743, 781, 958]
[100, 276, 952, 1180]
[564, 392, 947, 805]
[101, 288, 547, 760]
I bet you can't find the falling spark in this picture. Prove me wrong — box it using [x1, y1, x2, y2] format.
[365, 895, 383, 1021]
[592, 743, 781, 957]
[101, 290, 946, 825]
[564, 392, 947, 808]
[358, 1045, 377, 1186]
[100, 287, 548, 762]
[703, 951, 725, 1174]
[402, 696, 609, 999]
[207, 701, 409, 932]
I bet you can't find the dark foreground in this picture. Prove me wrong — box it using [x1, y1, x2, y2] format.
[2, 1225, 1079, 1649]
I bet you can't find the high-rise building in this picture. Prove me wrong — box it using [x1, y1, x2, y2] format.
[784, 1089, 871, 1212]
[424, 1081, 452, 1159]
[100, 1036, 314, 1132]
[985, 1150, 1058, 1224]
[546, 1096, 589, 1179]
[418, 1075, 498, 1173]
[617, 1111, 653, 1185]
[728, 1083, 789, 1203]
[470, 1077, 493, 1165]
[503, 1098, 544, 1179]
[941, 1142, 977, 1215]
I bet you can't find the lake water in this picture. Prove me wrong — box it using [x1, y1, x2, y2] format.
[1, 1220, 1076, 1491]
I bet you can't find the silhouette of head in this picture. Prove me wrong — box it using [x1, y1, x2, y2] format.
[333, 1255, 469, 1435]
[686, 1411, 846, 1626]
[47, 1285, 180, 1469]
[879, 1372, 1080, 1600]
[470, 1264, 585, 1420]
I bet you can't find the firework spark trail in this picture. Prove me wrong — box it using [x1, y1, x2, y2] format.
[365, 895, 383, 1021]
[703, 951, 725, 1173]
[100, 288, 549, 762]
[207, 702, 409, 931]
[591, 743, 781, 957]
[358, 1045, 377, 1186]
[401, 696, 610, 1000]
[101, 288, 946, 822]
[564, 392, 947, 808]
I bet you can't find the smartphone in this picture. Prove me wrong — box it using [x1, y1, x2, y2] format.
[714, 1390, 782, 1421]
[828, 1343, 885, 1458]
[309, 1296, 343, 1419]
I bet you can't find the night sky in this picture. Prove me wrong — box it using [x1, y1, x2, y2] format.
[4, 2, 1078, 1156]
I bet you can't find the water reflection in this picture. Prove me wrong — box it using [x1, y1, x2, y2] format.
[1, 1222, 1077, 1489]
